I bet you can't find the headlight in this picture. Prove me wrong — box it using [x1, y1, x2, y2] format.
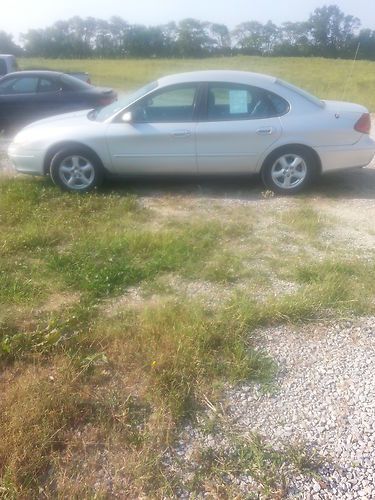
[12, 133, 29, 146]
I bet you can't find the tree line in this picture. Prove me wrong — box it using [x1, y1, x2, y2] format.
[1, 5, 375, 60]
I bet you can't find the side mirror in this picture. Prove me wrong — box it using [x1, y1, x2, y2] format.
[121, 111, 133, 123]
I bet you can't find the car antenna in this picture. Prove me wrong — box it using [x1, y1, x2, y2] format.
[341, 41, 360, 102]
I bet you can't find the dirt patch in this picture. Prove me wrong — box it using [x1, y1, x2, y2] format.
[39, 292, 81, 313]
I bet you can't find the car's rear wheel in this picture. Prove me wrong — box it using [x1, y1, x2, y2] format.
[261, 147, 318, 194]
[50, 147, 104, 193]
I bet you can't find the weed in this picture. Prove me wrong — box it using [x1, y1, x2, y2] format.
[281, 204, 325, 239]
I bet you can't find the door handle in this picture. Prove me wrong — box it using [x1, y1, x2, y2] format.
[256, 127, 273, 135]
[171, 129, 191, 138]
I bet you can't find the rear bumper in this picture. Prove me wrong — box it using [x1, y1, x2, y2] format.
[317, 135, 375, 172]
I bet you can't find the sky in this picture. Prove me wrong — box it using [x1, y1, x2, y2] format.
[3, 0, 375, 41]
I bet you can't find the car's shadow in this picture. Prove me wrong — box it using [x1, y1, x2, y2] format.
[102, 167, 375, 201]
[103, 173, 265, 201]
[314, 167, 375, 200]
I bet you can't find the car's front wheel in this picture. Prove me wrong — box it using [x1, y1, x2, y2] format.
[50, 147, 104, 193]
[261, 147, 318, 194]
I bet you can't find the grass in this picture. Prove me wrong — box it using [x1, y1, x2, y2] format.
[177, 435, 321, 497]
[280, 203, 325, 239]
[19, 55, 375, 110]
[2, 53, 375, 493]
[1, 173, 375, 496]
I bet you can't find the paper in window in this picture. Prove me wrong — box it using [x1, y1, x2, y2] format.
[229, 90, 248, 114]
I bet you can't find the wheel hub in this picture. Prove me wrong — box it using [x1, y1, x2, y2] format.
[58, 155, 95, 190]
[270, 154, 307, 190]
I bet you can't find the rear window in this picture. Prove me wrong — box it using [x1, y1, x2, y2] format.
[60, 74, 91, 91]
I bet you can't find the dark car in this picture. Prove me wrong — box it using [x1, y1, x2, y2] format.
[0, 70, 117, 132]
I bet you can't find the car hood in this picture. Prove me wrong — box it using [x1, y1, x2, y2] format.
[12, 110, 103, 148]
[21, 109, 92, 129]
[322, 99, 368, 114]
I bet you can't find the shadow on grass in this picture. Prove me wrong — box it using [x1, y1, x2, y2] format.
[314, 166, 375, 200]
[102, 173, 265, 201]
[3, 159, 375, 201]
[102, 165, 375, 201]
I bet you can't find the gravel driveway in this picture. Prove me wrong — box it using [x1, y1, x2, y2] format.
[167, 318, 375, 498]
[229, 319, 375, 498]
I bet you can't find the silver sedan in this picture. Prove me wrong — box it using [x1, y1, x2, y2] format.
[8, 70, 375, 194]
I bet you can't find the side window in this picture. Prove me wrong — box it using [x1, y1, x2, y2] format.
[207, 84, 289, 120]
[0, 60, 6, 77]
[0, 77, 16, 93]
[266, 92, 290, 115]
[10, 57, 18, 72]
[38, 78, 62, 93]
[133, 85, 197, 122]
[0, 76, 39, 94]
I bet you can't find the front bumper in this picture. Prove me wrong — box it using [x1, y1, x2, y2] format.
[8, 143, 45, 176]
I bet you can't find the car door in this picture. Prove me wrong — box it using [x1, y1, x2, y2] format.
[0, 75, 39, 126]
[196, 83, 285, 174]
[106, 84, 199, 175]
[34, 76, 66, 118]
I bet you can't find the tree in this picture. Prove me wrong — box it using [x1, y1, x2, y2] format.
[308, 5, 360, 57]
[357, 29, 375, 60]
[275, 22, 311, 56]
[209, 23, 231, 54]
[232, 21, 278, 55]
[22, 18, 95, 58]
[17, 6, 375, 61]
[0, 31, 23, 55]
[176, 19, 213, 57]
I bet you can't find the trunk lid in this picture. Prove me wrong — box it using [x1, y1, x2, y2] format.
[323, 99, 368, 115]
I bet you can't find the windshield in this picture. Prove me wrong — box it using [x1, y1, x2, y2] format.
[92, 80, 158, 121]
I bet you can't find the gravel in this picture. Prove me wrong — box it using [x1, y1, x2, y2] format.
[167, 317, 375, 498]
[230, 318, 375, 498]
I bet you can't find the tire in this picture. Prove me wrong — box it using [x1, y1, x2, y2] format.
[261, 146, 318, 195]
[50, 146, 104, 193]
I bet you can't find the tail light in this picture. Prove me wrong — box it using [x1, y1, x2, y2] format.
[354, 113, 371, 134]
[98, 95, 115, 107]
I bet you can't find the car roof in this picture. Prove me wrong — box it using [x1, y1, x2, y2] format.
[157, 70, 277, 87]
[2, 70, 64, 78]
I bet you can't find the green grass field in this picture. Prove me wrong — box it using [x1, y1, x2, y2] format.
[1, 56, 375, 497]
[20, 55, 375, 110]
